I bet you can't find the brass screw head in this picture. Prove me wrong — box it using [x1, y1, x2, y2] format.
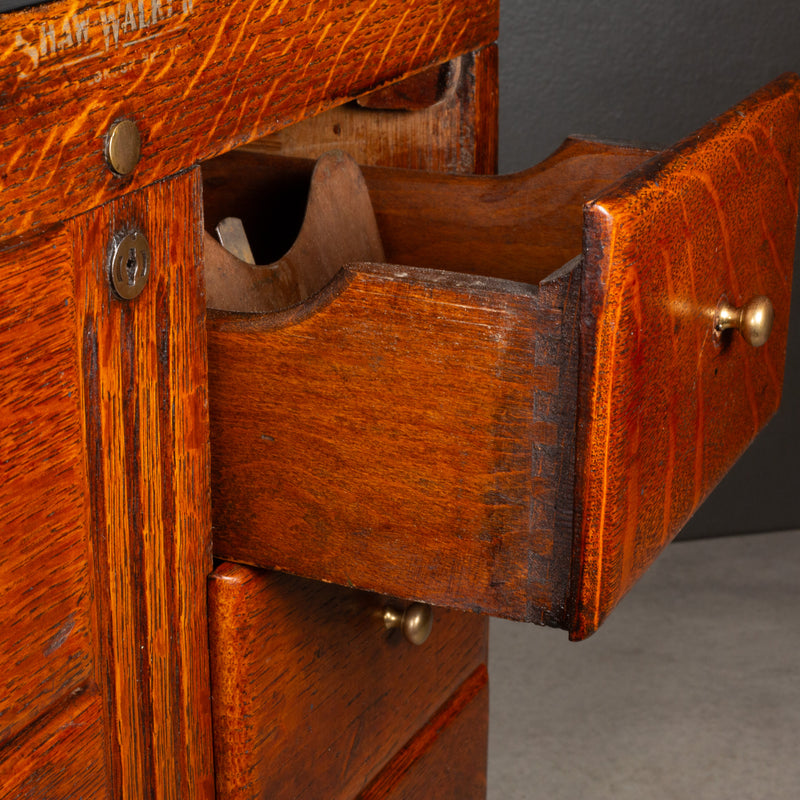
[105, 119, 141, 177]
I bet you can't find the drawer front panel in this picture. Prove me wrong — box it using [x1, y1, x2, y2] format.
[357, 667, 488, 800]
[208, 562, 488, 800]
[573, 74, 800, 638]
[0, 228, 94, 746]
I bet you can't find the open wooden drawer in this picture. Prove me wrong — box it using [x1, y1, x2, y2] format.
[205, 75, 800, 639]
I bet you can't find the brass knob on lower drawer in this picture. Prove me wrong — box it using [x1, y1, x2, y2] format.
[383, 603, 433, 646]
[714, 295, 774, 347]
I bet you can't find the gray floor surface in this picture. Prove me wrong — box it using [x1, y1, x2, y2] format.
[488, 530, 800, 799]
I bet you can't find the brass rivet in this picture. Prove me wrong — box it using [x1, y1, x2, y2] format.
[109, 230, 151, 300]
[105, 119, 141, 177]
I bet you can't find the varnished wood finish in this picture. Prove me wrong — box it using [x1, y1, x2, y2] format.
[208, 259, 580, 625]
[572, 74, 800, 638]
[0, 691, 109, 799]
[208, 77, 799, 635]
[208, 563, 488, 799]
[0, 0, 498, 239]
[204, 150, 384, 311]
[0, 229, 95, 747]
[1, 5, 499, 798]
[246, 47, 499, 176]
[357, 667, 489, 800]
[73, 170, 214, 797]
[362, 136, 655, 283]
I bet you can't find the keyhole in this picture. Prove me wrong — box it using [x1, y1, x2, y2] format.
[126, 247, 138, 286]
[109, 230, 151, 300]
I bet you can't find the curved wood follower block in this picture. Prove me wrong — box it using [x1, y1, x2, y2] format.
[572, 74, 800, 638]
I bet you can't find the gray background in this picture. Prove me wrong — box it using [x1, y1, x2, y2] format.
[498, 0, 800, 538]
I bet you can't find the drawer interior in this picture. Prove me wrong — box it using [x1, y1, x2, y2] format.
[201, 139, 652, 633]
[202, 136, 653, 308]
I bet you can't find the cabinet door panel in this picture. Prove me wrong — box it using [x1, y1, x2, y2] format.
[0, 691, 109, 800]
[0, 228, 95, 747]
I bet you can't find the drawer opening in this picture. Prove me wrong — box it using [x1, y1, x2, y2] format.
[201, 138, 655, 313]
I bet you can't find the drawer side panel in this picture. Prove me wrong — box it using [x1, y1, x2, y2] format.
[209, 263, 576, 623]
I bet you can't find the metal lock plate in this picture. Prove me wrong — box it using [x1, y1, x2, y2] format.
[109, 230, 150, 300]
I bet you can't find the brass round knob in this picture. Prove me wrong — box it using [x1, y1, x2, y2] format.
[383, 603, 433, 646]
[714, 295, 774, 347]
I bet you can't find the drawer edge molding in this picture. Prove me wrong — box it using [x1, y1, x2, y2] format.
[571, 73, 800, 639]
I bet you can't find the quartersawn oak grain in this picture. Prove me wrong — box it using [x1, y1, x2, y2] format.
[208, 563, 488, 800]
[0, 690, 109, 799]
[572, 73, 800, 638]
[73, 170, 214, 797]
[0, 0, 498, 239]
[0, 227, 95, 747]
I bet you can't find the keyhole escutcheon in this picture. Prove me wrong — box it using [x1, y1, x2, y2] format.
[110, 230, 151, 300]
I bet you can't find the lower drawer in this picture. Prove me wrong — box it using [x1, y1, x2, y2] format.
[206, 75, 800, 638]
[208, 562, 488, 800]
[357, 666, 488, 800]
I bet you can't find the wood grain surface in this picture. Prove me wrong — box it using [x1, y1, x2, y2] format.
[73, 170, 214, 797]
[208, 563, 488, 799]
[208, 259, 580, 624]
[247, 46, 499, 176]
[356, 667, 489, 800]
[206, 136, 648, 626]
[0, 0, 498, 240]
[571, 74, 800, 639]
[0, 690, 110, 799]
[361, 136, 655, 282]
[0, 228, 95, 748]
